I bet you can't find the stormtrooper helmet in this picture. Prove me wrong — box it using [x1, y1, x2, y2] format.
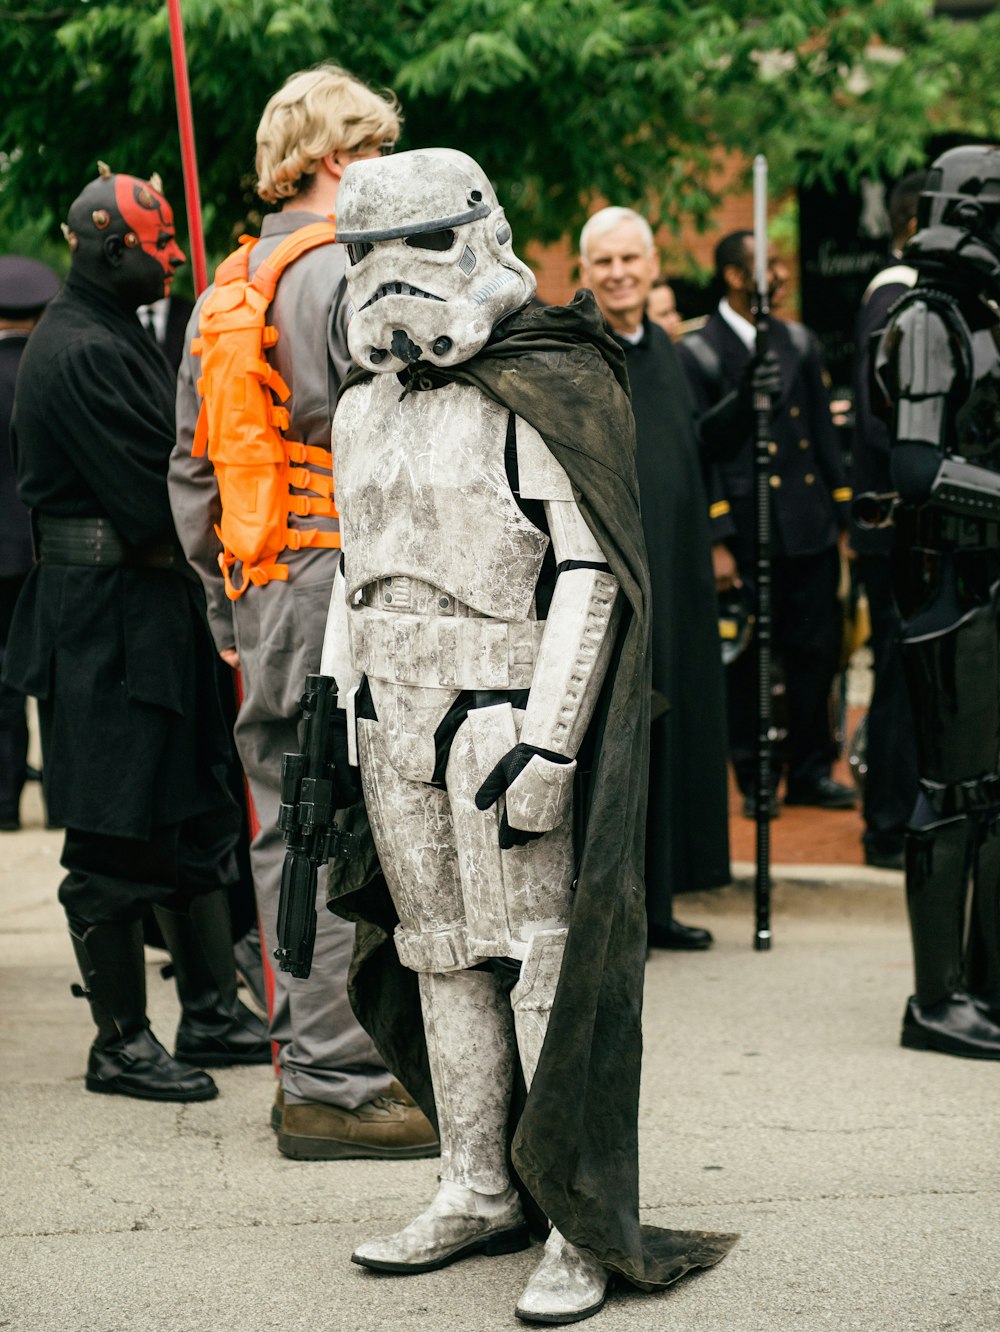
[337, 148, 537, 373]
[906, 144, 1000, 297]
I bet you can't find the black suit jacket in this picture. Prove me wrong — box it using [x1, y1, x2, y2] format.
[161, 294, 195, 375]
[678, 311, 851, 570]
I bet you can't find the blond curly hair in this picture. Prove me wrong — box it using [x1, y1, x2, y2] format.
[255, 64, 402, 204]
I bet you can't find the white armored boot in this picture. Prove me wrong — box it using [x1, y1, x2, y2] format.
[511, 929, 610, 1325]
[351, 967, 529, 1273]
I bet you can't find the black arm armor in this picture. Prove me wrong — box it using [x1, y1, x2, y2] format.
[875, 294, 971, 504]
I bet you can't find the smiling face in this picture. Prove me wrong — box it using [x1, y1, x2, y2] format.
[580, 219, 658, 335]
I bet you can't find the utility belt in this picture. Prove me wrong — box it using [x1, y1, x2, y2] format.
[349, 602, 545, 691]
[35, 514, 190, 573]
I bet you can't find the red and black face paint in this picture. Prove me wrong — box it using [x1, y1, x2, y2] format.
[113, 175, 186, 278]
[65, 168, 187, 308]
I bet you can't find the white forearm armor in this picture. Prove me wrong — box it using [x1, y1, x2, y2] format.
[502, 421, 620, 834]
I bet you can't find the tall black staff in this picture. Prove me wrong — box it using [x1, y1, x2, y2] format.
[751, 154, 773, 951]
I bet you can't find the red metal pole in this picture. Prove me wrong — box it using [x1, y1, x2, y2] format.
[166, 0, 208, 295]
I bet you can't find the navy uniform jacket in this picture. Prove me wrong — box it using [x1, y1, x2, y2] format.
[678, 311, 851, 570]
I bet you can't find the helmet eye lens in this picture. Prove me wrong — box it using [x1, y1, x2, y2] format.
[405, 229, 456, 252]
[347, 242, 373, 265]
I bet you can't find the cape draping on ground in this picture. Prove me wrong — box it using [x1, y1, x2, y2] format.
[329, 290, 738, 1288]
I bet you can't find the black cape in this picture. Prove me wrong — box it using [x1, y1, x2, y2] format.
[617, 321, 730, 921]
[4, 274, 231, 838]
[332, 291, 737, 1289]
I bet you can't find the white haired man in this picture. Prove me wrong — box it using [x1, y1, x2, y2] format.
[579, 206, 728, 948]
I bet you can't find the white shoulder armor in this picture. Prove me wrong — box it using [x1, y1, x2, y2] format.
[515, 418, 574, 502]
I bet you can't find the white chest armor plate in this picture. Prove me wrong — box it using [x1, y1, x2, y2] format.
[334, 376, 549, 621]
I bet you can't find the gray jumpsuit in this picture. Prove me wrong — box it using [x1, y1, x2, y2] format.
[169, 211, 391, 1109]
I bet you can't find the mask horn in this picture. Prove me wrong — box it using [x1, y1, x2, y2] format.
[148, 171, 163, 194]
[97, 160, 112, 179]
[60, 222, 78, 251]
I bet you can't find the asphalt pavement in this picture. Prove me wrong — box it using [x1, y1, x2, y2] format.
[3, 782, 999, 1332]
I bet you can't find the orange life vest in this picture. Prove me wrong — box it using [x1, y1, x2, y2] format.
[191, 220, 341, 600]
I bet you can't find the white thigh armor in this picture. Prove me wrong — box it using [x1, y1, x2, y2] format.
[330, 377, 620, 970]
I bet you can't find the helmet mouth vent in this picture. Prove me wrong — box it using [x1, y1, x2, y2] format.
[359, 282, 446, 311]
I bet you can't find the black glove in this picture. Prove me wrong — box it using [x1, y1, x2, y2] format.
[741, 349, 783, 404]
[698, 351, 783, 465]
[330, 708, 363, 807]
[474, 742, 571, 851]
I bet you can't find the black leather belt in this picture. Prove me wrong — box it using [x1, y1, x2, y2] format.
[35, 514, 186, 571]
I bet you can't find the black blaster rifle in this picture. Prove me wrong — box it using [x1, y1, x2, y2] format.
[275, 673, 356, 979]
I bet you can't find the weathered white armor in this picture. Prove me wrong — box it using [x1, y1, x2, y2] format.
[328, 148, 619, 1322]
[336, 376, 548, 619]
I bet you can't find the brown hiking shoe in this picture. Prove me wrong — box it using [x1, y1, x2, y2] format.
[386, 1078, 418, 1107]
[277, 1095, 440, 1161]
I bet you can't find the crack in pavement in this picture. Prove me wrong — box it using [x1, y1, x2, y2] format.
[5, 1185, 994, 1240]
[175, 1104, 229, 1194]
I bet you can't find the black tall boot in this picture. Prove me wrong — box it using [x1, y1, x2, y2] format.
[70, 920, 218, 1101]
[153, 890, 271, 1066]
[966, 808, 1000, 1012]
[900, 812, 1000, 1059]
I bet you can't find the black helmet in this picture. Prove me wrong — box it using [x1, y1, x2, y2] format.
[906, 145, 1000, 296]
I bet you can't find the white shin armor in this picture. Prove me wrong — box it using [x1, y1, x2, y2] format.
[420, 969, 514, 1195]
[510, 927, 569, 1090]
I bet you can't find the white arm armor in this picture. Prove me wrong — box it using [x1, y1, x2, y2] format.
[503, 421, 621, 833]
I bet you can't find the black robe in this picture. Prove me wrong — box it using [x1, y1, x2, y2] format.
[332, 292, 737, 1290]
[616, 320, 730, 920]
[4, 273, 231, 839]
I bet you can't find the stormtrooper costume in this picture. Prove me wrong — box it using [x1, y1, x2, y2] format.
[319, 149, 736, 1322]
[874, 145, 1000, 1060]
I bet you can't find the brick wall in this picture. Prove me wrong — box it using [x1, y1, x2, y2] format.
[527, 151, 801, 317]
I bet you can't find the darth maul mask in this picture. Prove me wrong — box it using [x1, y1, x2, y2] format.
[63, 166, 186, 310]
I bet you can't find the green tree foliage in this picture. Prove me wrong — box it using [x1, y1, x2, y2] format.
[0, 0, 994, 273]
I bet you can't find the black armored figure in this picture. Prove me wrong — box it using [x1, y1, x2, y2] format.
[873, 145, 1000, 1059]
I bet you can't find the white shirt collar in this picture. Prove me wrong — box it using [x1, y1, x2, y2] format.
[137, 296, 169, 345]
[718, 297, 756, 351]
[617, 325, 644, 346]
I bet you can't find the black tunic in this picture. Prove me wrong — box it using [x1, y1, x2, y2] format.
[3, 273, 230, 839]
[616, 321, 730, 909]
[0, 332, 32, 578]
